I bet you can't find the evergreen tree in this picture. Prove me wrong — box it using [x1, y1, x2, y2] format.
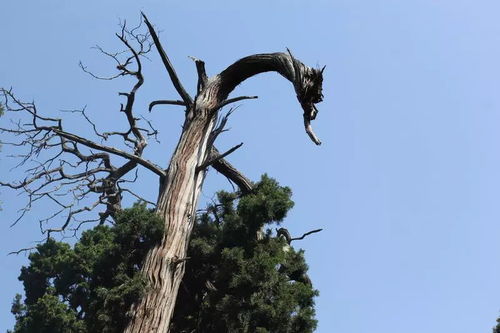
[9, 203, 164, 333]
[172, 175, 318, 332]
[10, 176, 318, 332]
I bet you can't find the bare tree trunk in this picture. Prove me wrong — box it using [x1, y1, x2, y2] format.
[125, 15, 324, 333]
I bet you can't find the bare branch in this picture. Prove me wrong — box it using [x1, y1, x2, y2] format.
[149, 100, 187, 112]
[70, 217, 102, 234]
[121, 188, 157, 207]
[54, 129, 165, 176]
[139, 115, 160, 143]
[209, 147, 253, 194]
[79, 61, 124, 80]
[207, 106, 237, 148]
[197, 142, 243, 171]
[60, 107, 109, 141]
[290, 228, 323, 242]
[44, 198, 102, 236]
[215, 95, 258, 110]
[141, 12, 193, 106]
[8, 246, 37, 256]
[277, 227, 323, 244]
[0, 21, 166, 233]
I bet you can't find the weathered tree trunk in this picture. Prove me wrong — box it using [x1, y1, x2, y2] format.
[124, 114, 215, 332]
[125, 15, 324, 333]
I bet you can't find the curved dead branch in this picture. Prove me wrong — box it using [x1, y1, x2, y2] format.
[214, 51, 324, 145]
[149, 100, 187, 112]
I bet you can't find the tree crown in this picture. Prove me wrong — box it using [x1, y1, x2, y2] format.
[10, 176, 318, 333]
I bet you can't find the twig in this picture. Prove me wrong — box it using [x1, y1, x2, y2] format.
[197, 143, 243, 171]
[290, 229, 323, 242]
[0, 21, 164, 233]
[215, 95, 258, 110]
[8, 246, 37, 256]
[276, 227, 323, 244]
[149, 100, 187, 112]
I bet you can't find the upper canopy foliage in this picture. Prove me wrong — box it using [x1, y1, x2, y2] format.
[10, 175, 318, 333]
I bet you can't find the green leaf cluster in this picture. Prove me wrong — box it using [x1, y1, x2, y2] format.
[10, 203, 163, 333]
[494, 318, 500, 333]
[172, 175, 318, 332]
[10, 175, 318, 332]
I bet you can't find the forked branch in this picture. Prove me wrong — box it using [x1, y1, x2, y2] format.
[142, 12, 193, 106]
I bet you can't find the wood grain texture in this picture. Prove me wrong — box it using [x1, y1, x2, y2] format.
[125, 16, 324, 332]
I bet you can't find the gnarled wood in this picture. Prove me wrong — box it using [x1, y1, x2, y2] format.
[123, 15, 325, 333]
[125, 114, 215, 332]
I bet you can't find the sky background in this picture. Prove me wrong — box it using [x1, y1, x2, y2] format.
[1, 0, 500, 332]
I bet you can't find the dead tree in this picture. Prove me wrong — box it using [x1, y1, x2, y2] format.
[0, 14, 324, 332]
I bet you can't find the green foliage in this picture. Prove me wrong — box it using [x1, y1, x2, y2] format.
[494, 318, 500, 333]
[171, 175, 318, 332]
[10, 203, 163, 333]
[10, 293, 85, 333]
[10, 175, 318, 332]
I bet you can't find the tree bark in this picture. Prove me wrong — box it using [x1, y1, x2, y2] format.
[125, 18, 324, 332]
[124, 114, 215, 332]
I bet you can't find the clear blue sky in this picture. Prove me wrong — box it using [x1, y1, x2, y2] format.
[1, 1, 500, 332]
